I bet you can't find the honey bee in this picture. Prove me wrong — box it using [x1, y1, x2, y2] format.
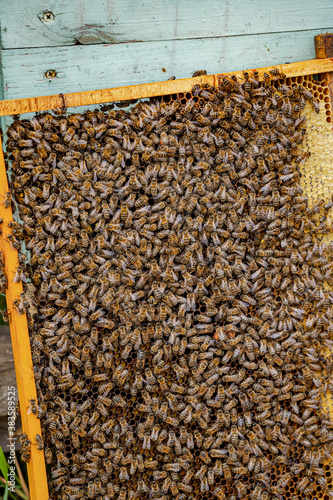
[27, 399, 39, 415]
[1, 190, 13, 209]
[36, 434, 44, 450]
[135, 349, 147, 370]
[220, 462, 232, 479]
[55, 451, 70, 466]
[269, 67, 286, 79]
[19, 433, 30, 451]
[0, 307, 11, 323]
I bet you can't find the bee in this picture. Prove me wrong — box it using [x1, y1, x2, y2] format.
[222, 463, 232, 479]
[112, 395, 126, 408]
[19, 433, 30, 450]
[42, 447, 53, 465]
[1, 190, 13, 209]
[0, 308, 10, 323]
[27, 399, 38, 415]
[136, 349, 147, 370]
[269, 67, 286, 79]
[55, 451, 70, 466]
[192, 70, 207, 77]
[13, 299, 26, 315]
[36, 434, 44, 450]
[213, 487, 226, 500]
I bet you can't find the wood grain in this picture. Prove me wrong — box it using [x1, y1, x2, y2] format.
[0, 57, 332, 117]
[1, 0, 333, 48]
[1, 28, 331, 104]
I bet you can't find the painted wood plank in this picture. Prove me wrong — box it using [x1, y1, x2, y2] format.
[2, 29, 330, 102]
[0, 0, 333, 48]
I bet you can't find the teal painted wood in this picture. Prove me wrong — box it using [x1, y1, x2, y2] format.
[0, 0, 333, 48]
[1, 28, 329, 101]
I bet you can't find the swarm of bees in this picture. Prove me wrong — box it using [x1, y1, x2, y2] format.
[5, 68, 333, 500]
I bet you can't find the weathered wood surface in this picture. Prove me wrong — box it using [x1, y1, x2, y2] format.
[1, 58, 333, 117]
[1, 0, 333, 48]
[2, 29, 332, 103]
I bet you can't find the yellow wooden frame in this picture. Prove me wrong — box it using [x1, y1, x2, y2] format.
[0, 56, 333, 500]
[0, 134, 49, 500]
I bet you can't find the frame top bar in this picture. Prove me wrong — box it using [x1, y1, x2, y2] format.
[0, 58, 332, 117]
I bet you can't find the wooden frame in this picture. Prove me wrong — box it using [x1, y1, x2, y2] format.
[0, 53, 332, 500]
[0, 134, 49, 500]
[0, 58, 333, 117]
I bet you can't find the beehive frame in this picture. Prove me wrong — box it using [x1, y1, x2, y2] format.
[1, 42, 333, 500]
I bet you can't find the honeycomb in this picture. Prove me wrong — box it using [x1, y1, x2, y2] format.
[298, 75, 333, 500]
[3, 69, 333, 500]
